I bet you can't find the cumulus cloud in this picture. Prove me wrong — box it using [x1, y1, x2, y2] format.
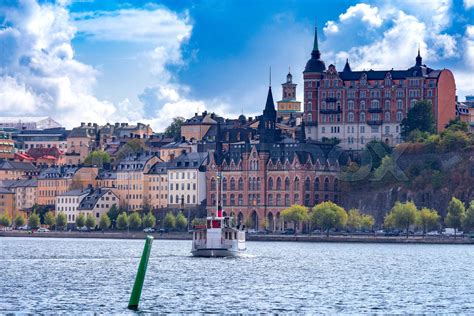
[464, 25, 474, 68]
[338, 3, 383, 28]
[464, 0, 474, 9]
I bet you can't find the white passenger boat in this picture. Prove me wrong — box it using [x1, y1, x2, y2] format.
[191, 209, 246, 257]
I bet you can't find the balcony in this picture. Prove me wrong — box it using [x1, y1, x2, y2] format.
[368, 107, 383, 113]
[320, 108, 342, 114]
[367, 120, 383, 125]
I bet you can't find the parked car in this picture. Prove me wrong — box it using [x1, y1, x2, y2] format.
[78, 226, 89, 231]
[283, 228, 295, 235]
[143, 227, 155, 233]
[426, 231, 440, 236]
[247, 229, 257, 234]
[17, 225, 29, 230]
[442, 228, 463, 237]
[158, 228, 169, 233]
[37, 228, 50, 233]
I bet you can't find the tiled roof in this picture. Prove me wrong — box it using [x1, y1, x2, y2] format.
[0, 160, 38, 171]
[77, 188, 115, 210]
[0, 179, 37, 188]
[168, 152, 208, 170]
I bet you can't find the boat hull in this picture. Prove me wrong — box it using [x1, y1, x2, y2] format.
[191, 248, 244, 258]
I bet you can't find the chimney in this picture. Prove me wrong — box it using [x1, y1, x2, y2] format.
[81, 122, 85, 127]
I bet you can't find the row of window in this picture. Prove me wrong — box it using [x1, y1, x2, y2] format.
[169, 194, 197, 204]
[170, 172, 197, 180]
[211, 193, 339, 207]
[211, 177, 339, 192]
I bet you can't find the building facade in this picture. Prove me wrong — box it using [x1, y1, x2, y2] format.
[303, 27, 456, 150]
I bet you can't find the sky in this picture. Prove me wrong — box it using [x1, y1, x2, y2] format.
[0, 0, 473, 131]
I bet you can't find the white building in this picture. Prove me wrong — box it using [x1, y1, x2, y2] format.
[55, 189, 89, 225]
[167, 152, 208, 208]
[77, 188, 119, 226]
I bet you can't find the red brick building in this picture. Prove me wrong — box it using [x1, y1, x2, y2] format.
[303, 27, 456, 150]
[206, 86, 341, 231]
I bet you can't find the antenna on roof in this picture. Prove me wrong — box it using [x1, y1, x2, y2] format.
[269, 66, 272, 87]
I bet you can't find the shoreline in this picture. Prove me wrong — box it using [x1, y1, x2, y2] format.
[1, 231, 473, 244]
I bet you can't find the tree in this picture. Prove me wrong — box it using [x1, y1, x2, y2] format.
[0, 214, 11, 227]
[175, 212, 188, 231]
[85, 213, 96, 229]
[14, 214, 25, 228]
[128, 212, 142, 230]
[191, 218, 206, 227]
[416, 207, 439, 236]
[99, 214, 111, 230]
[56, 212, 67, 230]
[28, 213, 40, 229]
[360, 214, 375, 231]
[281, 204, 308, 233]
[385, 201, 418, 237]
[163, 212, 176, 230]
[362, 140, 393, 171]
[142, 212, 156, 229]
[244, 216, 254, 229]
[463, 201, 474, 233]
[401, 100, 435, 138]
[116, 213, 128, 230]
[44, 211, 56, 229]
[164, 117, 185, 141]
[444, 118, 468, 133]
[107, 205, 120, 224]
[83, 150, 111, 167]
[347, 208, 362, 233]
[310, 201, 348, 237]
[445, 197, 466, 238]
[75, 213, 86, 229]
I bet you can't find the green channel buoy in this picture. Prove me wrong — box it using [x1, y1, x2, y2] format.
[128, 235, 154, 310]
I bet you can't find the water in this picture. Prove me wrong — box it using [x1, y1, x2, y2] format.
[1, 237, 473, 314]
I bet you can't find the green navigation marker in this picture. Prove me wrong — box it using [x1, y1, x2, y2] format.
[128, 235, 154, 310]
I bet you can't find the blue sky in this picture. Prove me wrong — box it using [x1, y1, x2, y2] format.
[0, 0, 473, 130]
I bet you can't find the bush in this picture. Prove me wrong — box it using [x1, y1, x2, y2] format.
[0, 214, 11, 227]
[175, 212, 188, 231]
[142, 212, 156, 229]
[56, 212, 67, 230]
[163, 212, 176, 230]
[44, 211, 56, 228]
[128, 212, 142, 230]
[85, 213, 96, 229]
[99, 214, 111, 230]
[76, 213, 86, 228]
[28, 213, 40, 229]
[116, 213, 128, 230]
[14, 214, 25, 228]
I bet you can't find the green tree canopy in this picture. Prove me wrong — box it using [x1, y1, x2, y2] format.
[85, 213, 96, 229]
[281, 204, 308, 232]
[142, 212, 156, 229]
[99, 214, 111, 230]
[116, 213, 129, 230]
[28, 213, 40, 229]
[163, 212, 176, 230]
[362, 140, 393, 171]
[191, 218, 206, 227]
[416, 207, 439, 235]
[445, 197, 466, 237]
[347, 208, 375, 232]
[0, 214, 11, 227]
[44, 211, 56, 229]
[175, 212, 188, 231]
[107, 205, 120, 223]
[385, 201, 418, 237]
[360, 214, 375, 231]
[463, 201, 474, 233]
[164, 117, 185, 141]
[14, 214, 25, 228]
[84, 150, 111, 167]
[311, 201, 347, 236]
[75, 213, 86, 228]
[444, 118, 469, 133]
[128, 212, 142, 230]
[401, 100, 435, 138]
[56, 212, 67, 230]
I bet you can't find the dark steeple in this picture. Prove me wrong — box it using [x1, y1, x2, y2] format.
[304, 26, 326, 73]
[298, 121, 306, 143]
[343, 59, 352, 72]
[263, 86, 277, 124]
[416, 48, 422, 66]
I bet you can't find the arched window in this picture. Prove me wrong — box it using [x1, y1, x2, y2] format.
[294, 177, 300, 190]
[384, 100, 390, 109]
[360, 101, 366, 110]
[230, 194, 235, 206]
[334, 178, 339, 191]
[222, 194, 227, 206]
[304, 194, 310, 206]
[285, 194, 290, 206]
[211, 194, 216, 205]
[248, 177, 252, 190]
[238, 178, 243, 190]
[314, 177, 320, 191]
[308, 113, 312, 122]
[371, 100, 379, 109]
[230, 178, 235, 190]
[256, 178, 261, 190]
[268, 194, 273, 205]
[276, 194, 282, 206]
[348, 112, 354, 122]
[276, 177, 282, 190]
[397, 111, 403, 122]
[187, 195, 190, 204]
[294, 194, 300, 204]
[397, 99, 403, 110]
[384, 111, 391, 121]
[284, 178, 290, 190]
[170, 195, 173, 204]
[210, 178, 216, 190]
[238, 194, 243, 205]
[268, 177, 274, 190]
[324, 178, 330, 191]
[348, 100, 354, 110]
[360, 112, 366, 122]
[314, 194, 320, 204]
[304, 177, 311, 191]
[222, 177, 227, 191]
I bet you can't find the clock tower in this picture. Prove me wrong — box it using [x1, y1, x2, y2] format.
[276, 69, 301, 120]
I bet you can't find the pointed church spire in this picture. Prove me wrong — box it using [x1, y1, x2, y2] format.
[313, 26, 319, 51]
[343, 58, 352, 72]
[264, 85, 275, 113]
[416, 46, 422, 66]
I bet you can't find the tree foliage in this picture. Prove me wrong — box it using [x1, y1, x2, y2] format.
[85, 213, 96, 229]
[28, 213, 40, 229]
[84, 150, 111, 167]
[384, 201, 417, 236]
[445, 197, 466, 236]
[401, 100, 435, 138]
[142, 212, 156, 229]
[44, 211, 56, 228]
[310, 201, 347, 236]
[116, 213, 129, 230]
[99, 214, 111, 230]
[415, 207, 439, 235]
[175, 212, 188, 231]
[0, 214, 11, 227]
[164, 117, 185, 141]
[56, 212, 67, 230]
[463, 201, 474, 232]
[14, 214, 25, 227]
[347, 208, 375, 232]
[107, 205, 120, 223]
[163, 212, 176, 229]
[75, 213, 86, 228]
[362, 140, 393, 171]
[128, 212, 142, 230]
[281, 204, 308, 231]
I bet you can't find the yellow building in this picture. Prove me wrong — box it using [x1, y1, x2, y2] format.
[0, 187, 15, 219]
[159, 141, 195, 162]
[144, 161, 169, 210]
[181, 111, 218, 141]
[0, 179, 37, 219]
[0, 161, 38, 181]
[276, 71, 302, 120]
[115, 154, 161, 211]
[37, 167, 77, 205]
[66, 126, 96, 165]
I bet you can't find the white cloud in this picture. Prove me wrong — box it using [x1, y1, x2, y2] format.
[464, 25, 474, 68]
[323, 21, 339, 34]
[339, 3, 383, 28]
[464, 0, 474, 9]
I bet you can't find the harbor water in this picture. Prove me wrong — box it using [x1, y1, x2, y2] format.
[1, 237, 473, 313]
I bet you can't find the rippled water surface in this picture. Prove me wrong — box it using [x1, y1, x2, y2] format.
[1, 237, 473, 313]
